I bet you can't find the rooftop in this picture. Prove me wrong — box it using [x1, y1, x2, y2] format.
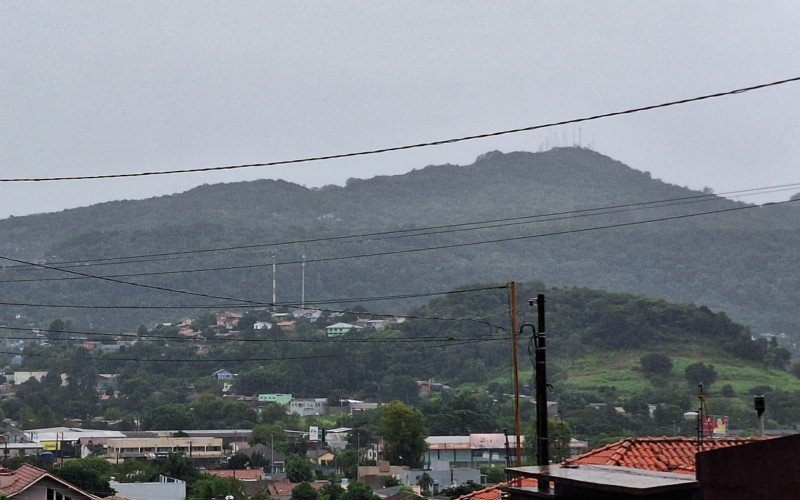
[507, 464, 699, 496]
[567, 436, 761, 474]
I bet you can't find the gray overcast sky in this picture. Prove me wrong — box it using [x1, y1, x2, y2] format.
[2, 1, 799, 219]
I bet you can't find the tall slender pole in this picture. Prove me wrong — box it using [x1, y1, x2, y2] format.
[509, 282, 522, 466]
[535, 294, 549, 468]
[272, 253, 277, 307]
[301, 254, 306, 309]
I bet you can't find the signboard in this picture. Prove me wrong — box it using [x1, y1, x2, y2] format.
[702, 415, 729, 435]
[309, 426, 320, 441]
[41, 440, 61, 451]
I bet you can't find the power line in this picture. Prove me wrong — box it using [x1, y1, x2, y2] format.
[4, 180, 798, 274]
[3, 197, 797, 285]
[4, 181, 797, 274]
[2, 76, 799, 183]
[0, 284, 506, 310]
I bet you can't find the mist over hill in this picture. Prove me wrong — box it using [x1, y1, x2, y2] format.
[0, 147, 797, 334]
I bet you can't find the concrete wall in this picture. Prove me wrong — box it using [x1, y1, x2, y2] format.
[697, 434, 800, 500]
[110, 478, 186, 500]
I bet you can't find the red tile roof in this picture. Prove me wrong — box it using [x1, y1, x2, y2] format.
[457, 436, 762, 500]
[0, 464, 101, 498]
[567, 436, 761, 474]
[208, 469, 265, 480]
[458, 477, 538, 500]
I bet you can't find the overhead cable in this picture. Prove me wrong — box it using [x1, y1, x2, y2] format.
[2, 76, 799, 182]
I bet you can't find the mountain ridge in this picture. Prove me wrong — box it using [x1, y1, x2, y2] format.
[0, 147, 797, 335]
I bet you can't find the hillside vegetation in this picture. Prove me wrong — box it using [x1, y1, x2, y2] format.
[0, 147, 798, 336]
[8, 282, 799, 446]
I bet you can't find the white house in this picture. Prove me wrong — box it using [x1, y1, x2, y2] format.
[325, 323, 362, 337]
[211, 369, 234, 381]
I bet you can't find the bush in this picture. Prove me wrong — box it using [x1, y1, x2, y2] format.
[639, 353, 673, 378]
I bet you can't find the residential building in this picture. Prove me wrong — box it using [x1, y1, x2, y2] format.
[288, 398, 328, 416]
[424, 433, 524, 468]
[268, 480, 329, 500]
[211, 369, 234, 381]
[306, 448, 335, 467]
[462, 435, 775, 500]
[325, 323, 362, 336]
[10, 372, 48, 385]
[0, 464, 101, 499]
[276, 321, 297, 332]
[216, 312, 243, 329]
[325, 427, 352, 450]
[253, 321, 273, 330]
[105, 436, 224, 463]
[258, 393, 292, 405]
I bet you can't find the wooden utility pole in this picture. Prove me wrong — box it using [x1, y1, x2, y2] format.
[508, 281, 522, 466]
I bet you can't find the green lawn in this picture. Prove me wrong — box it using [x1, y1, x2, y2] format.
[552, 348, 800, 397]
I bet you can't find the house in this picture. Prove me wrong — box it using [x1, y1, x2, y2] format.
[291, 309, 322, 322]
[276, 321, 297, 332]
[325, 323, 362, 336]
[288, 398, 328, 416]
[208, 469, 265, 480]
[325, 427, 353, 450]
[356, 319, 389, 330]
[212, 369, 234, 381]
[258, 394, 292, 406]
[306, 448, 335, 467]
[0, 464, 101, 499]
[268, 480, 329, 500]
[565, 436, 760, 474]
[424, 433, 525, 468]
[253, 321, 273, 330]
[216, 312, 243, 329]
[11, 371, 48, 385]
[462, 436, 768, 500]
[237, 443, 286, 474]
[416, 379, 450, 397]
[503, 434, 800, 500]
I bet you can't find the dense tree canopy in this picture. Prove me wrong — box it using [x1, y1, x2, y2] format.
[377, 401, 428, 468]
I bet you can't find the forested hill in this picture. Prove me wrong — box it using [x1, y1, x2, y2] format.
[0, 147, 798, 333]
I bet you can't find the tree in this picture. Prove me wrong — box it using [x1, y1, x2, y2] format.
[417, 472, 433, 493]
[684, 362, 718, 388]
[341, 482, 380, 500]
[286, 453, 315, 483]
[46, 318, 68, 343]
[291, 481, 320, 500]
[53, 457, 116, 497]
[192, 474, 245, 500]
[114, 459, 159, 483]
[639, 353, 673, 378]
[334, 449, 360, 479]
[377, 401, 427, 468]
[158, 453, 200, 482]
[524, 418, 572, 463]
[228, 452, 250, 470]
[320, 482, 345, 500]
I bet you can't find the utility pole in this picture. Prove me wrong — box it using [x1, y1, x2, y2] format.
[508, 282, 522, 466]
[535, 294, 549, 468]
[271, 252, 277, 308]
[301, 254, 307, 309]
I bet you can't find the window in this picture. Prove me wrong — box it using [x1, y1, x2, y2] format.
[47, 489, 74, 500]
